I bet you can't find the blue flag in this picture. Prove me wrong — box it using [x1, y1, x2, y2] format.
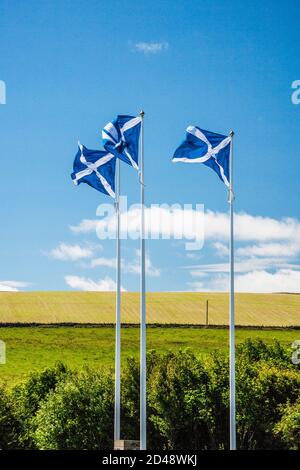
[173, 126, 231, 187]
[102, 115, 141, 170]
[71, 143, 116, 197]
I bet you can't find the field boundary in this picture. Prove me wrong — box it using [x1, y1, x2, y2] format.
[0, 322, 299, 330]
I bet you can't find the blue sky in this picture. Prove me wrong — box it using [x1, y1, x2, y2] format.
[0, 0, 299, 292]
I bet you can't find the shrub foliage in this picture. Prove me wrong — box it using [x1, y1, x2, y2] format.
[0, 339, 299, 450]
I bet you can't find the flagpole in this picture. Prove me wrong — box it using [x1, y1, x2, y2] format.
[229, 130, 236, 450]
[114, 157, 121, 443]
[139, 110, 146, 450]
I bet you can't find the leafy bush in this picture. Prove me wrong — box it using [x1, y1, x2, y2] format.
[204, 351, 230, 449]
[10, 362, 69, 448]
[1, 339, 299, 450]
[0, 387, 20, 449]
[274, 401, 300, 450]
[120, 356, 139, 440]
[236, 360, 300, 449]
[32, 369, 114, 450]
[121, 351, 169, 449]
[147, 349, 213, 450]
[236, 338, 294, 368]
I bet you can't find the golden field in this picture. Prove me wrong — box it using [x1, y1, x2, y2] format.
[0, 291, 299, 327]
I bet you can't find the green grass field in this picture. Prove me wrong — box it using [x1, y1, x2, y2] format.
[0, 292, 299, 387]
[0, 291, 299, 326]
[0, 326, 298, 387]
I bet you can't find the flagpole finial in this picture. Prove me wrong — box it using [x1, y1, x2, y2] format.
[230, 130, 234, 137]
[140, 110, 145, 118]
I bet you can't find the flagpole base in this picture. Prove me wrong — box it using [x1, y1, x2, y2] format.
[114, 440, 140, 451]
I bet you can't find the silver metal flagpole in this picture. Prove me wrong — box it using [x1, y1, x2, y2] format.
[114, 157, 121, 443]
[229, 130, 236, 450]
[139, 110, 146, 450]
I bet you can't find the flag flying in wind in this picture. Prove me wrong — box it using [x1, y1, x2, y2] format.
[173, 126, 232, 187]
[71, 142, 116, 197]
[102, 115, 141, 170]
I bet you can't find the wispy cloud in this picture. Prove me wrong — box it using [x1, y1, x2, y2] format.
[0, 280, 30, 292]
[70, 210, 300, 293]
[190, 269, 300, 293]
[187, 242, 300, 293]
[70, 210, 300, 244]
[236, 242, 300, 258]
[70, 219, 98, 234]
[131, 41, 169, 54]
[90, 257, 116, 269]
[126, 250, 161, 277]
[184, 212, 300, 293]
[188, 259, 300, 275]
[89, 250, 161, 277]
[212, 242, 229, 257]
[204, 211, 300, 243]
[49, 243, 97, 261]
[64, 275, 126, 292]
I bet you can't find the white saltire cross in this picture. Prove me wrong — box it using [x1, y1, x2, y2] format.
[102, 116, 141, 170]
[173, 126, 231, 187]
[72, 142, 116, 197]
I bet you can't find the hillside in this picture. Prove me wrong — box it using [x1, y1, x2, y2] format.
[0, 291, 299, 327]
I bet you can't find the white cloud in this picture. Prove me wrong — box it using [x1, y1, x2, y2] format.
[0, 280, 30, 292]
[189, 259, 300, 275]
[185, 252, 201, 260]
[70, 205, 205, 242]
[236, 242, 300, 258]
[70, 219, 98, 234]
[49, 243, 95, 261]
[89, 251, 160, 277]
[212, 242, 229, 257]
[70, 209, 300, 244]
[131, 41, 169, 54]
[234, 270, 300, 293]
[189, 280, 206, 291]
[64, 275, 126, 292]
[204, 211, 300, 243]
[70, 209, 300, 293]
[125, 250, 161, 277]
[190, 269, 300, 293]
[144, 254, 161, 277]
[90, 257, 116, 269]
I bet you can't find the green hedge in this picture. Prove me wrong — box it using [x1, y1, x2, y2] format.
[0, 339, 299, 450]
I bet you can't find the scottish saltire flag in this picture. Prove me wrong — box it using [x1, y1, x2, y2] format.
[173, 126, 232, 187]
[71, 143, 116, 197]
[102, 115, 141, 170]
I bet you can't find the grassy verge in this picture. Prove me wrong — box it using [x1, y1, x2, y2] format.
[0, 326, 298, 387]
